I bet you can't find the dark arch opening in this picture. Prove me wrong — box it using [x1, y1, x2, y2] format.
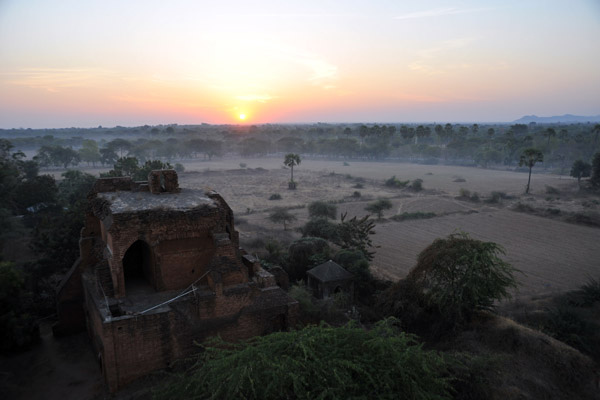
[334, 286, 343, 294]
[123, 240, 155, 294]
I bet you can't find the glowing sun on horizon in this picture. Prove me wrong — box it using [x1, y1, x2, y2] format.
[239, 113, 246, 120]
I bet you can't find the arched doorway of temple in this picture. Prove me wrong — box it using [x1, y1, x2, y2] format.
[123, 240, 155, 294]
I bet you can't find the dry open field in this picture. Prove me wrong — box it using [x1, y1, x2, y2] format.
[65, 156, 600, 299]
[169, 157, 600, 299]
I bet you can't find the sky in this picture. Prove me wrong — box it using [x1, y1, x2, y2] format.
[0, 0, 599, 128]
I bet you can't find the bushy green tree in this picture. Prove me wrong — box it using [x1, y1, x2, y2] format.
[307, 200, 337, 220]
[154, 319, 452, 400]
[406, 232, 519, 323]
[286, 237, 329, 282]
[268, 208, 297, 231]
[365, 198, 393, 219]
[301, 218, 339, 242]
[335, 212, 376, 261]
[570, 160, 591, 188]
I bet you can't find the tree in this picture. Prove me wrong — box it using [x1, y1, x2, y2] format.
[301, 218, 339, 242]
[365, 198, 393, 220]
[78, 139, 101, 166]
[335, 212, 376, 260]
[106, 138, 132, 158]
[284, 153, 301, 188]
[406, 232, 519, 323]
[307, 201, 337, 220]
[154, 319, 452, 400]
[286, 237, 330, 281]
[519, 148, 543, 194]
[570, 160, 591, 189]
[268, 208, 297, 231]
[543, 128, 556, 146]
[0, 262, 39, 353]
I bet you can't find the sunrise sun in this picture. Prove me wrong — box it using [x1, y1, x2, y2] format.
[239, 113, 246, 120]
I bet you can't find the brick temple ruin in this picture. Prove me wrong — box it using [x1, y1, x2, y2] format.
[54, 170, 299, 392]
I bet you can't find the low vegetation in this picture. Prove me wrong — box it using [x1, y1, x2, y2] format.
[391, 211, 436, 221]
[154, 319, 453, 400]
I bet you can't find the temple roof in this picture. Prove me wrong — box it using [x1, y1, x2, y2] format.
[306, 260, 353, 283]
[97, 188, 215, 214]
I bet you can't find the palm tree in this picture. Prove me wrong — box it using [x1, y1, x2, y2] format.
[519, 148, 544, 194]
[284, 153, 301, 189]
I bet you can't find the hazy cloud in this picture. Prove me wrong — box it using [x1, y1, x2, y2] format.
[3, 68, 116, 92]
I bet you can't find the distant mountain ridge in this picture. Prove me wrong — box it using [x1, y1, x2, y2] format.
[513, 114, 600, 124]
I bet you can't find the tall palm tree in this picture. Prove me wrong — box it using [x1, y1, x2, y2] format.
[519, 148, 544, 194]
[284, 153, 301, 188]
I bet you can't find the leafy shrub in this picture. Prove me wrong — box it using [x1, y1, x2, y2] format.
[384, 175, 409, 188]
[487, 191, 510, 203]
[343, 161, 350, 166]
[406, 232, 519, 324]
[565, 212, 600, 227]
[513, 202, 535, 213]
[470, 192, 480, 202]
[268, 193, 282, 200]
[154, 319, 453, 400]
[239, 163, 247, 168]
[545, 208, 561, 215]
[352, 182, 364, 189]
[351, 191, 361, 198]
[545, 185, 560, 195]
[459, 188, 471, 198]
[411, 179, 423, 191]
[453, 177, 466, 182]
[289, 284, 319, 318]
[391, 212, 436, 221]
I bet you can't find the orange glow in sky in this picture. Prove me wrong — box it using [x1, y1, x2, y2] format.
[0, 0, 599, 128]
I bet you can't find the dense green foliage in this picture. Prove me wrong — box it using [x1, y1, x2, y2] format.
[286, 237, 330, 282]
[102, 157, 172, 180]
[570, 159, 591, 187]
[0, 262, 38, 353]
[406, 232, 519, 323]
[154, 319, 452, 400]
[307, 200, 337, 220]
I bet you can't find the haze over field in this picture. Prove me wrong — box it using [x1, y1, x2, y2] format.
[1, 0, 599, 128]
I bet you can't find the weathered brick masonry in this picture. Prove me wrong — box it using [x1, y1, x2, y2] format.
[55, 170, 298, 392]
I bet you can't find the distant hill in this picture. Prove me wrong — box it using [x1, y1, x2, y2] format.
[513, 114, 600, 124]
